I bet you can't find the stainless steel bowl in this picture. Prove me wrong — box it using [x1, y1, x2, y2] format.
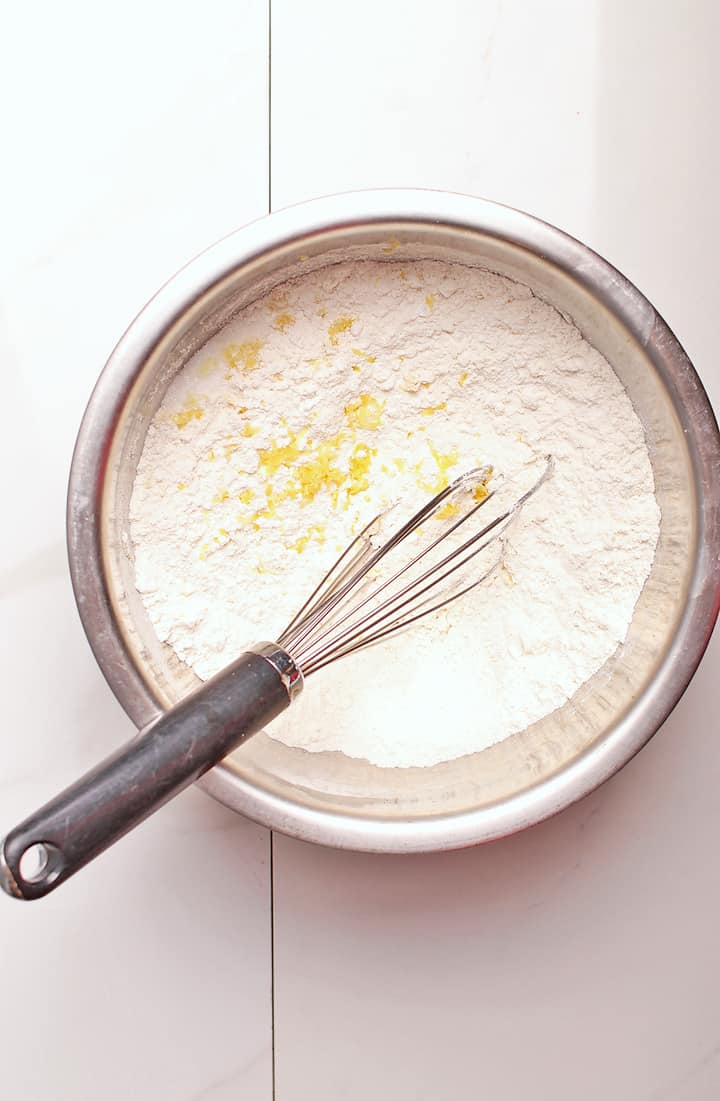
[67, 190, 720, 852]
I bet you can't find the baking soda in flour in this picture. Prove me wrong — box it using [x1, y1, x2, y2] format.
[129, 260, 660, 768]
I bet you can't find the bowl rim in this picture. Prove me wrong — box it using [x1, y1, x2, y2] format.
[66, 188, 720, 851]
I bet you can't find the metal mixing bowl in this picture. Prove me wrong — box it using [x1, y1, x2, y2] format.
[67, 190, 720, 851]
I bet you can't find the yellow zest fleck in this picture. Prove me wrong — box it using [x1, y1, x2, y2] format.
[393, 457, 406, 472]
[258, 431, 303, 476]
[382, 237, 400, 253]
[346, 443, 374, 496]
[317, 307, 327, 318]
[425, 292, 436, 311]
[288, 524, 327, 554]
[240, 423, 380, 526]
[212, 489, 229, 504]
[351, 348, 377, 364]
[248, 486, 278, 527]
[290, 532, 311, 554]
[198, 543, 210, 561]
[273, 312, 296, 333]
[351, 364, 361, 372]
[436, 501, 460, 520]
[328, 316, 355, 346]
[458, 466, 493, 504]
[399, 270, 407, 281]
[458, 371, 468, 386]
[218, 527, 229, 538]
[295, 442, 346, 503]
[421, 441, 460, 493]
[207, 449, 216, 462]
[238, 488, 253, 504]
[344, 393, 384, 430]
[224, 443, 238, 461]
[223, 339, 263, 372]
[177, 482, 187, 491]
[241, 422, 258, 438]
[429, 442, 459, 472]
[421, 402, 447, 416]
[172, 396, 205, 429]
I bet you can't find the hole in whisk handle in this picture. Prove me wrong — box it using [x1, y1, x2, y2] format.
[19, 842, 64, 887]
[1, 837, 66, 900]
[0, 647, 296, 901]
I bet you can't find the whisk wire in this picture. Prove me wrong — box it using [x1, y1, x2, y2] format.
[294, 507, 508, 670]
[277, 456, 553, 675]
[300, 555, 502, 675]
[279, 512, 381, 641]
[298, 549, 503, 674]
[279, 466, 492, 655]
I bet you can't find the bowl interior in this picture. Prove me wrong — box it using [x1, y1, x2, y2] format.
[99, 219, 698, 838]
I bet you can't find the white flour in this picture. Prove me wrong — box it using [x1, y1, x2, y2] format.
[129, 260, 660, 767]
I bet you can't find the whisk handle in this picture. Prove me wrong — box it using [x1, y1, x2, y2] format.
[0, 644, 301, 901]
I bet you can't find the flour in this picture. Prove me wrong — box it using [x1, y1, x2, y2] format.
[129, 260, 660, 768]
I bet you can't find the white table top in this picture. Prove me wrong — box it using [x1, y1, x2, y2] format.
[2, 2, 718, 1098]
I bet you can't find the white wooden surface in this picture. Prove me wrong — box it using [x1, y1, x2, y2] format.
[0, 4, 273, 1099]
[2, 2, 719, 1098]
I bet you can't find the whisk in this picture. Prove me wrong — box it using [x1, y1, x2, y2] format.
[1, 456, 552, 900]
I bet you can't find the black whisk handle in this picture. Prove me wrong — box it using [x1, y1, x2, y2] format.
[0, 644, 301, 901]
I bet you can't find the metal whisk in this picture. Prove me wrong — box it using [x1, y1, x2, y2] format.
[280, 457, 553, 674]
[1, 457, 552, 900]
